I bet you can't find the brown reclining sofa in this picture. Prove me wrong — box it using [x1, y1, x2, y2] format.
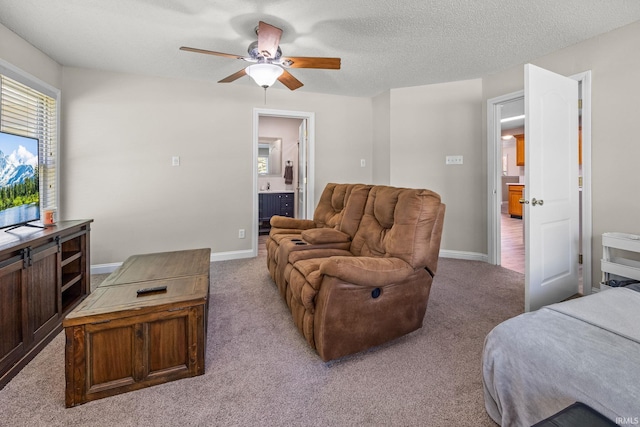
[266, 183, 445, 361]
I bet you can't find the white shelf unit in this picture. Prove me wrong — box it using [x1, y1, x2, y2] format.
[600, 232, 640, 290]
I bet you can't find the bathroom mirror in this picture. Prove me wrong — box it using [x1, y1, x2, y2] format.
[258, 137, 282, 176]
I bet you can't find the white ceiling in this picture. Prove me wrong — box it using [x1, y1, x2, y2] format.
[2, 0, 640, 97]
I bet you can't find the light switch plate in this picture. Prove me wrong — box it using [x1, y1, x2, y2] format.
[445, 155, 463, 165]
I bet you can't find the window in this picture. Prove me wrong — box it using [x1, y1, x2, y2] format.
[258, 145, 270, 174]
[0, 63, 59, 213]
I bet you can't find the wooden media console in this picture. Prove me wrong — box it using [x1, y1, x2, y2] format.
[0, 220, 92, 389]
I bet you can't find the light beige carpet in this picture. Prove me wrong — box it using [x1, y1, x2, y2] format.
[0, 257, 524, 426]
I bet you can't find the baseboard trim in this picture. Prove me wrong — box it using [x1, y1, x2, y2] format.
[90, 249, 256, 275]
[209, 249, 255, 262]
[91, 263, 122, 275]
[440, 250, 488, 263]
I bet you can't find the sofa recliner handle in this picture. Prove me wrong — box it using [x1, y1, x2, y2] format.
[424, 266, 435, 278]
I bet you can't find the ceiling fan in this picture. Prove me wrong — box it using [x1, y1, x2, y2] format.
[180, 21, 341, 91]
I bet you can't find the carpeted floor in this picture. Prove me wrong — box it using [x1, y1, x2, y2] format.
[0, 256, 524, 426]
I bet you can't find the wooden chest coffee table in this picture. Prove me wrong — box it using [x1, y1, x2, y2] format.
[63, 248, 211, 407]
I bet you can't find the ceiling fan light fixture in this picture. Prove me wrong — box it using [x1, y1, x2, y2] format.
[181, 20, 338, 91]
[246, 63, 283, 88]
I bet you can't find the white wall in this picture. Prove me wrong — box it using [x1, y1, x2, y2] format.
[482, 19, 640, 287]
[390, 79, 485, 256]
[372, 91, 391, 185]
[0, 24, 62, 89]
[60, 67, 373, 265]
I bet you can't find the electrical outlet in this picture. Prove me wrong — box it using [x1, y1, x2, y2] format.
[238, 229, 245, 239]
[172, 156, 180, 166]
[445, 155, 463, 165]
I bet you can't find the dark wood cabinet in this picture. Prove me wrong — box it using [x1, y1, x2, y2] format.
[259, 192, 294, 234]
[27, 241, 60, 346]
[0, 220, 92, 389]
[0, 255, 25, 378]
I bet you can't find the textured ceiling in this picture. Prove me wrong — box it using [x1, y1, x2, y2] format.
[1, 0, 640, 97]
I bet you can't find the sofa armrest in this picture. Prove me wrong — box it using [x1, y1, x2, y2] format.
[301, 228, 350, 245]
[313, 262, 432, 361]
[269, 216, 315, 231]
[269, 228, 306, 237]
[319, 256, 414, 287]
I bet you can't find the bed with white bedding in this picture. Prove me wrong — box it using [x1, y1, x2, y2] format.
[482, 286, 640, 426]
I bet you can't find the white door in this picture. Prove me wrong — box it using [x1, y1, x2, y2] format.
[524, 64, 579, 311]
[297, 119, 308, 219]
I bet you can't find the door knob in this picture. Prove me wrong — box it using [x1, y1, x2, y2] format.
[532, 198, 544, 206]
[518, 198, 529, 204]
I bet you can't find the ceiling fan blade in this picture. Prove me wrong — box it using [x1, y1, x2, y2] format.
[180, 46, 245, 60]
[257, 21, 283, 59]
[218, 68, 247, 83]
[278, 70, 304, 91]
[280, 56, 341, 70]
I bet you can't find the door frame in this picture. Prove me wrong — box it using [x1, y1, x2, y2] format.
[252, 108, 315, 256]
[486, 70, 593, 294]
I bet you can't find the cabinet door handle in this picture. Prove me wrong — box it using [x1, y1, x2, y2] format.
[518, 198, 529, 204]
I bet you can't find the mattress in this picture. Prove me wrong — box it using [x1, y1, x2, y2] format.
[482, 287, 640, 426]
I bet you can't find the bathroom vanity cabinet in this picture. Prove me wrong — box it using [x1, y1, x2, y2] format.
[259, 192, 294, 234]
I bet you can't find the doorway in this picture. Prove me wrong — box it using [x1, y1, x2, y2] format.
[499, 97, 525, 273]
[487, 70, 593, 295]
[253, 108, 315, 257]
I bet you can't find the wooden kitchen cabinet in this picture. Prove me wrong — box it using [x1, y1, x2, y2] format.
[508, 184, 525, 218]
[515, 134, 525, 166]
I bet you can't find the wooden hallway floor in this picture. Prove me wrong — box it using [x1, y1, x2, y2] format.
[501, 211, 524, 274]
[258, 234, 268, 257]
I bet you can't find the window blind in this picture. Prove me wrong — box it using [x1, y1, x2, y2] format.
[0, 74, 57, 211]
